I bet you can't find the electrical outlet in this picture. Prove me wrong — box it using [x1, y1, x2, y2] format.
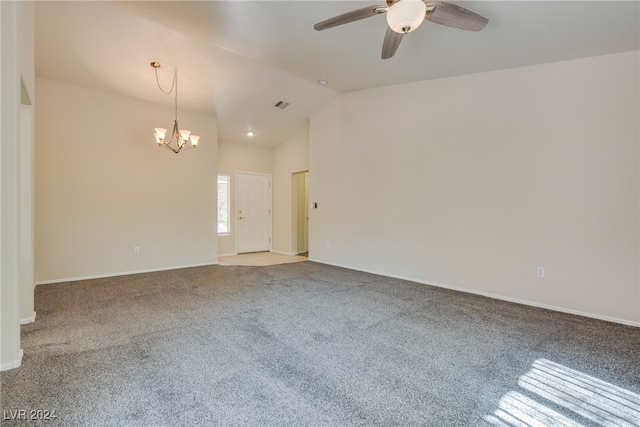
[537, 266, 544, 278]
[134, 247, 140, 254]
[325, 241, 330, 249]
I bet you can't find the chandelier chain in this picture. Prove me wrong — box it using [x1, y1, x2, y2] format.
[153, 66, 179, 121]
[153, 66, 176, 95]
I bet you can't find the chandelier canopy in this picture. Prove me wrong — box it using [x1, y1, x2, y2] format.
[151, 62, 200, 154]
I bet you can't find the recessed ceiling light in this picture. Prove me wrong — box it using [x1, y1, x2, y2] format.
[318, 79, 328, 86]
[246, 130, 255, 137]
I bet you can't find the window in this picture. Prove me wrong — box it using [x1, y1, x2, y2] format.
[217, 174, 230, 235]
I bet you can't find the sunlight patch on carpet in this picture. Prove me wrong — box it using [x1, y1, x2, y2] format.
[484, 359, 640, 427]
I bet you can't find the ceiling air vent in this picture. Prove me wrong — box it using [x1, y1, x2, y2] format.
[274, 101, 289, 110]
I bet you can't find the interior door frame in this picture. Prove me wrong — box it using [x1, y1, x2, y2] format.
[235, 171, 272, 254]
[292, 170, 309, 255]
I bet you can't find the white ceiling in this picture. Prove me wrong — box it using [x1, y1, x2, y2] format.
[35, 1, 640, 149]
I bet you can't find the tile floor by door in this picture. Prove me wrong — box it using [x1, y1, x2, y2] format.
[218, 252, 308, 266]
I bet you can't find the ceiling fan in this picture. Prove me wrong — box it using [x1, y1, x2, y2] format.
[314, 0, 489, 59]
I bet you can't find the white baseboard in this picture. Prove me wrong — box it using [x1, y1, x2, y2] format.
[309, 258, 640, 328]
[220, 251, 302, 257]
[35, 262, 219, 286]
[20, 311, 36, 325]
[0, 349, 23, 371]
[270, 250, 298, 256]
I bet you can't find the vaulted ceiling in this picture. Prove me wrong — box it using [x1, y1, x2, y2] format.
[35, 1, 640, 148]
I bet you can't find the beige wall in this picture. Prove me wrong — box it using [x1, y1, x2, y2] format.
[272, 126, 309, 254]
[309, 51, 640, 325]
[217, 141, 273, 255]
[35, 78, 218, 283]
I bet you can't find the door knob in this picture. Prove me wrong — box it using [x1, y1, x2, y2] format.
[239, 216, 245, 220]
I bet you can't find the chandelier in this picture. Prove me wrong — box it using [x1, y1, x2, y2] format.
[150, 62, 200, 154]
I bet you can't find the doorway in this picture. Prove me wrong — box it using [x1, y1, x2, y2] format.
[292, 171, 309, 255]
[236, 172, 271, 254]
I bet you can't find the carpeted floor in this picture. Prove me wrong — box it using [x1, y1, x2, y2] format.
[1, 262, 639, 426]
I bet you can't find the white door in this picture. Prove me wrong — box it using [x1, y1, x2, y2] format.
[237, 173, 271, 253]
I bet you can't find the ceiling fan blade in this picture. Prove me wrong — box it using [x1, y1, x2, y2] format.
[381, 27, 404, 60]
[314, 5, 386, 31]
[424, 1, 489, 32]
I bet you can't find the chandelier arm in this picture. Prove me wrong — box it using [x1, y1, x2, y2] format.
[167, 119, 179, 148]
[174, 118, 184, 149]
[161, 143, 179, 154]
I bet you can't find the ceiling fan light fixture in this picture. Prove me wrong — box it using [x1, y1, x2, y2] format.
[386, 0, 427, 34]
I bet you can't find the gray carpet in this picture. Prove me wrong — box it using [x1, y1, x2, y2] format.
[1, 262, 639, 426]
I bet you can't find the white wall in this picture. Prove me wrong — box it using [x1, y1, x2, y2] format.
[19, 103, 34, 324]
[272, 126, 309, 254]
[35, 78, 218, 283]
[1, 0, 35, 370]
[18, 0, 35, 326]
[1, 0, 22, 371]
[217, 141, 273, 255]
[18, 1, 34, 102]
[309, 51, 640, 325]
